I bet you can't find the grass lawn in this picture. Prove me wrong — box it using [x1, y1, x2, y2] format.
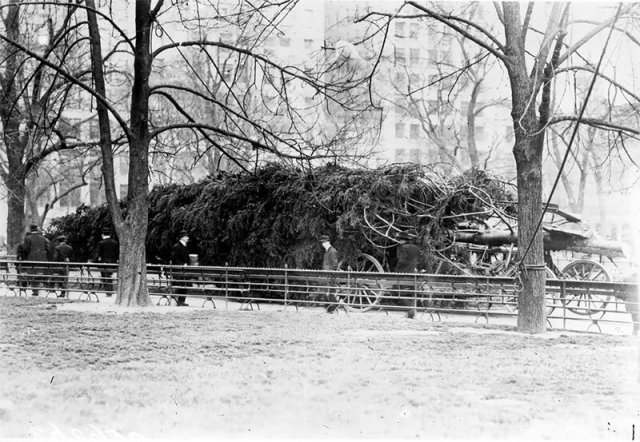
[0, 296, 638, 439]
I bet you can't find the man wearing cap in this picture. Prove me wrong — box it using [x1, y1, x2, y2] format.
[320, 235, 341, 313]
[95, 228, 119, 296]
[394, 231, 421, 319]
[170, 230, 191, 307]
[19, 225, 50, 296]
[52, 236, 73, 298]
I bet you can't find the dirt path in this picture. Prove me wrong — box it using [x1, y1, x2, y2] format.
[0, 297, 638, 439]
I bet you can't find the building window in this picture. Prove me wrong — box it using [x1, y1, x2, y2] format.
[304, 39, 313, 49]
[409, 23, 420, 39]
[394, 47, 406, 65]
[89, 177, 105, 206]
[279, 37, 291, 47]
[426, 49, 436, 64]
[89, 119, 100, 140]
[395, 21, 406, 38]
[119, 157, 129, 176]
[410, 124, 421, 139]
[60, 183, 81, 208]
[60, 118, 81, 139]
[410, 48, 421, 66]
[395, 122, 406, 138]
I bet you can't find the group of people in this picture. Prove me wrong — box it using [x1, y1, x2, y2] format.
[13, 224, 193, 304]
[320, 230, 420, 318]
[14, 224, 419, 314]
[16, 225, 73, 297]
[15, 225, 118, 297]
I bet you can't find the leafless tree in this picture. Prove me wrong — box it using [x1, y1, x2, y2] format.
[1, 0, 380, 306]
[0, 1, 100, 250]
[355, 1, 640, 332]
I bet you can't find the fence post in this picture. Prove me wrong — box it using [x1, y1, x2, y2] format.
[413, 268, 418, 314]
[224, 262, 229, 310]
[284, 264, 289, 309]
[561, 280, 567, 330]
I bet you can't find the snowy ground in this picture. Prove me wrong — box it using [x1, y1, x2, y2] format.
[0, 295, 638, 439]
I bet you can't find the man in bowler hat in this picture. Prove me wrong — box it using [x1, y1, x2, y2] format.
[170, 230, 191, 306]
[320, 235, 342, 313]
[19, 225, 50, 296]
[394, 231, 420, 319]
[52, 235, 73, 298]
[95, 228, 119, 296]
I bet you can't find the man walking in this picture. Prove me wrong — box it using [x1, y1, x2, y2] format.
[170, 230, 191, 307]
[320, 235, 342, 313]
[95, 228, 118, 296]
[394, 231, 421, 319]
[19, 225, 50, 296]
[53, 235, 73, 298]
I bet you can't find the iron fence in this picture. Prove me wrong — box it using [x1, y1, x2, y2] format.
[0, 259, 637, 334]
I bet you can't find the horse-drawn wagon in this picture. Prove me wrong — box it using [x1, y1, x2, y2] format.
[333, 200, 633, 319]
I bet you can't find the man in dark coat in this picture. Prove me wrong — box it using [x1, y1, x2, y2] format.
[320, 235, 342, 313]
[19, 225, 50, 296]
[95, 228, 118, 296]
[394, 231, 421, 319]
[170, 230, 191, 306]
[52, 235, 73, 298]
[16, 232, 31, 294]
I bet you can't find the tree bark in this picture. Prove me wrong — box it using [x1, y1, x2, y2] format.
[503, 3, 546, 333]
[86, 0, 153, 306]
[0, 1, 27, 252]
[112, 0, 154, 307]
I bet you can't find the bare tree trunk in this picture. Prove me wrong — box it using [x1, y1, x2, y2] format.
[117, 200, 150, 307]
[6, 173, 26, 253]
[1, 1, 27, 252]
[113, 0, 154, 306]
[504, 4, 547, 333]
[86, 0, 153, 306]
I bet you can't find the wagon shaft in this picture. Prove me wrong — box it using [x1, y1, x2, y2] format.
[545, 235, 626, 258]
[455, 230, 517, 247]
[454, 228, 626, 259]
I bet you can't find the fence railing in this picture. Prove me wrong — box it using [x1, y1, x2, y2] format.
[1, 259, 637, 335]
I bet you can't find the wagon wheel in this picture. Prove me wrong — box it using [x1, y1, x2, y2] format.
[560, 259, 611, 317]
[338, 253, 385, 312]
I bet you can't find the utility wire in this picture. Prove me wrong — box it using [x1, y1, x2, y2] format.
[518, 2, 623, 268]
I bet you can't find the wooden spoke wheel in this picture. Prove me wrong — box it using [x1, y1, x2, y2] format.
[560, 259, 611, 317]
[544, 268, 560, 316]
[338, 253, 385, 312]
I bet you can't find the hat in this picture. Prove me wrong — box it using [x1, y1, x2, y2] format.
[29, 224, 39, 233]
[178, 230, 189, 239]
[396, 231, 412, 241]
[101, 227, 112, 235]
[55, 235, 67, 242]
[319, 235, 330, 242]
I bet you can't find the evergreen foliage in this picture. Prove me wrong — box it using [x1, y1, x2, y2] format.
[47, 163, 515, 269]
